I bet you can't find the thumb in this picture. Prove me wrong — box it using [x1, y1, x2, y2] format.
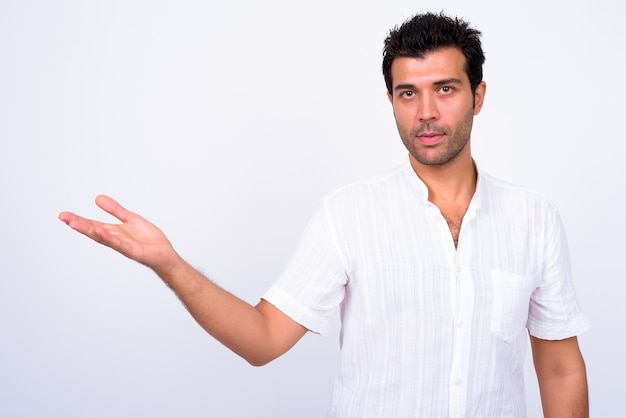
[95, 195, 132, 223]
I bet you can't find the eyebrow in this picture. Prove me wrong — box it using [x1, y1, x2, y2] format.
[433, 77, 463, 86]
[393, 78, 464, 92]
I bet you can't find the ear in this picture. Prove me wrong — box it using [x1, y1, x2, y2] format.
[387, 91, 393, 104]
[473, 81, 486, 115]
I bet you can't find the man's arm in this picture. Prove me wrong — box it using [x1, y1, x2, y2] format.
[530, 335, 588, 418]
[59, 195, 307, 366]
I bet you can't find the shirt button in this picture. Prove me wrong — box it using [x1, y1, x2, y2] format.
[455, 265, 462, 274]
[457, 320, 465, 328]
[454, 379, 463, 386]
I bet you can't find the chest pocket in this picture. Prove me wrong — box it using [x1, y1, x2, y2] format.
[490, 270, 537, 344]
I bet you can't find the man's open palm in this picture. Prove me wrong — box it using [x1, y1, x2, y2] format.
[59, 195, 178, 274]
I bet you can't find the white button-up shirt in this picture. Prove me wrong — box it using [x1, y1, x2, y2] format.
[263, 159, 589, 417]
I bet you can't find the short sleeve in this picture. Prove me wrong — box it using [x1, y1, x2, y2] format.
[262, 201, 348, 334]
[527, 207, 590, 339]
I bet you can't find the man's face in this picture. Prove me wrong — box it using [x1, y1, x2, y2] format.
[387, 47, 486, 168]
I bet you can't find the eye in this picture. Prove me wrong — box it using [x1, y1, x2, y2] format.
[439, 86, 454, 95]
[400, 91, 415, 98]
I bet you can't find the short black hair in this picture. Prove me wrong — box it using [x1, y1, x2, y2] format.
[382, 12, 485, 94]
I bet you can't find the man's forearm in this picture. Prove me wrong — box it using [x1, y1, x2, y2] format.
[59, 196, 305, 367]
[538, 369, 589, 418]
[155, 256, 305, 366]
[531, 336, 589, 418]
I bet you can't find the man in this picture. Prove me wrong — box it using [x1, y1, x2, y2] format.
[59, 12, 589, 417]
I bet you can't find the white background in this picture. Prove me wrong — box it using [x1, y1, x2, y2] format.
[1, 0, 624, 416]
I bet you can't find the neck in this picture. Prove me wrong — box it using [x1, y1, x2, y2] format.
[409, 152, 477, 205]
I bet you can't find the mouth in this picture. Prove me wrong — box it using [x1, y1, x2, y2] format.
[417, 132, 445, 146]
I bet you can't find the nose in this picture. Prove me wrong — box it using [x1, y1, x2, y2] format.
[417, 94, 439, 121]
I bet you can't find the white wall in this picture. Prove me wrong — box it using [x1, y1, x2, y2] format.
[1, 0, 624, 416]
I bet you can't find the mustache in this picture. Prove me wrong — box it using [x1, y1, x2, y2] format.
[411, 122, 449, 137]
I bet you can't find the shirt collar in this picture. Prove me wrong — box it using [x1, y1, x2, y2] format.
[401, 157, 484, 215]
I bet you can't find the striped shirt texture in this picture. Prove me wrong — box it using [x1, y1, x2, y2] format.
[263, 159, 589, 417]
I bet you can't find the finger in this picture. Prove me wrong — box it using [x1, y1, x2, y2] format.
[59, 208, 134, 256]
[59, 210, 114, 240]
[84, 223, 142, 259]
[62, 215, 125, 251]
[95, 195, 132, 223]
[59, 211, 101, 236]
[58, 211, 77, 224]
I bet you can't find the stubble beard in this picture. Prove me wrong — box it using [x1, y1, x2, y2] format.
[398, 109, 475, 166]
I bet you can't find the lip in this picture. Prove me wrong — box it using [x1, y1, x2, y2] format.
[417, 133, 445, 146]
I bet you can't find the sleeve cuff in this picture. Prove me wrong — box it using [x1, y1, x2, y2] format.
[262, 287, 332, 335]
[528, 314, 591, 340]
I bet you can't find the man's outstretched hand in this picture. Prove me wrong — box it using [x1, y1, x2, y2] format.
[58, 195, 180, 275]
[59, 195, 308, 366]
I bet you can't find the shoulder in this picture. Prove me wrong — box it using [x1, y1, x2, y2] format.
[478, 170, 559, 212]
[308, 162, 419, 228]
[321, 162, 413, 207]
[477, 171, 565, 237]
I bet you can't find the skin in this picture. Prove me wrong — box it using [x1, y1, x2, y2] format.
[388, 48, 588, 416]
[388, 51, 483, 169]
[531, 335, 589, 418]
[59, 195, 306, 366]
[59, 46, 588, 416]
[387, 48, 486, 246]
